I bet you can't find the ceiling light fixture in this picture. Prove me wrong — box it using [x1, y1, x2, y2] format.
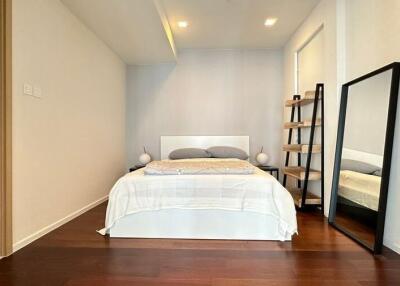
[177, 21, 188, 28]
[264, 18, 278, 27]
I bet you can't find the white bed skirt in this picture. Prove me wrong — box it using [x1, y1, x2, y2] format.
[109, 209, 292, 241]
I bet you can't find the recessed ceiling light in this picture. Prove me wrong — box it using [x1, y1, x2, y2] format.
[177, 21, 188, 28]
[264, 18, 278, 27]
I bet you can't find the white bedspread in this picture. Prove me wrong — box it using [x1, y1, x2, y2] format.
[99, 161, 297, 239]
[339, 170, 381, 211]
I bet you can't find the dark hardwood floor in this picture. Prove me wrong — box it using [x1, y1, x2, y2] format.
[335, 210, 376, 248]
[0, 202, 399, 286]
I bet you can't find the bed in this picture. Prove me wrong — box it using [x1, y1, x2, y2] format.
[337, 149, 382, 226]
[99, 136, 297, 241]
[338, 170, 381, 211]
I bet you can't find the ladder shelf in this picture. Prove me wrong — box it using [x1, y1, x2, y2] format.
[289, 188, 322, 208]
[283, 84, 324, 212]
[283, 144, 321, 154]
[285, 90, 321, 107]
[283, 119, 321, 129]
[283, 166, 321, 181]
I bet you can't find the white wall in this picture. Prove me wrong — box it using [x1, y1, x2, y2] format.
[296, 28, 324, 197]
[343, 70, 391, 157]
[285, 0, 400, 253]
[126, 49, 283, 167]
[283, 0, 338, 214]
[343, 0, 400, 254]
[297, 29, 325, 95]
[12, 0, 126, 250]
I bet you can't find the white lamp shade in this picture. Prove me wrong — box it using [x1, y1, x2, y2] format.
[139, 153, 151, 165]
[256, 153, 269, 166]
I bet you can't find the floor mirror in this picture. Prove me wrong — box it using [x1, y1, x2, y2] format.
[329, 62, 400, 254]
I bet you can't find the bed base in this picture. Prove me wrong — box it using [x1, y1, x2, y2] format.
[337, 195, 377, 227]
[110, 209, 292, 241]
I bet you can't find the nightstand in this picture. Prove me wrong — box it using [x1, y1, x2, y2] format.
[129, 165, 145, 172]
[257, 165, 279, 180]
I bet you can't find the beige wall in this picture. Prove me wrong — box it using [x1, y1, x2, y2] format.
[344, 0, 400, 254]
[283, 0, 338, 215]
[126, 49, 283, 168]
[12, 0, 126, 250]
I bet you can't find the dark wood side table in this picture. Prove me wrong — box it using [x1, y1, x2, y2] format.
[257, 165, 279, 180]
[129, 165, 145, 172]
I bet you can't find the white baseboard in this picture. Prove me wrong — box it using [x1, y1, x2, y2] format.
[384, 240, 400, 254]
[12, 195, 108, 253]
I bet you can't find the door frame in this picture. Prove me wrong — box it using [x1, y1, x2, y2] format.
[0, 0, 12, 257]
[294, 24, 324, 94]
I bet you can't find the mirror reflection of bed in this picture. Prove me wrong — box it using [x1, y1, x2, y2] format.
[332, 70, 390, 249]
[336, 156, 382, 247]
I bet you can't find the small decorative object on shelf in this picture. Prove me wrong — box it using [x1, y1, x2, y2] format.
[256, 146, 269, 166]
[138, 146, 152, 165]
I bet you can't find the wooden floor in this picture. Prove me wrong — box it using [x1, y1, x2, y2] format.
[0, 203, 399, 286]
[335, 210, 376, 248]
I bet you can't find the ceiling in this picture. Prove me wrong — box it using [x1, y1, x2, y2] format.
[62, 0, 320, 65]
[163, 0, 320, 49]
[61, 0, 177, 65]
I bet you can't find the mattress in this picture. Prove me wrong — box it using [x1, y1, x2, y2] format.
[99, 159, 297, 238]
[338, 170, 381, 211]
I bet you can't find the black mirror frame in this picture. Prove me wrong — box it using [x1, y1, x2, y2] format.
[328, 62, 400, 254]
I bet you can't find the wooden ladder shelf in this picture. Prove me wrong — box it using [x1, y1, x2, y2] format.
[283, 84, 324, 211]
[283, 144, 321, 154]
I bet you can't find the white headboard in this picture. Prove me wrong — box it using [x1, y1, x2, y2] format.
[160, 136, 250, 160]
[342, 148, 383, 167]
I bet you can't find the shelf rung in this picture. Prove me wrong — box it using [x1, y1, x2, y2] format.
[289, 188, 321, 207]
[304, 90, 316, 99]
[283, 144, 321, 154]
[283, 166, 321, 181]
[285, 99, 315, 107]
[284, 119, 321, 129]
[285, 91, 320, 107]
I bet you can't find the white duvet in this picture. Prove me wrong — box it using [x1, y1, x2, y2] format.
[99, 159, 297, 238]
[339, 170, 381, 211]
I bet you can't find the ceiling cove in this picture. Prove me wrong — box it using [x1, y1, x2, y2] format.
[62, 0, 320, 65]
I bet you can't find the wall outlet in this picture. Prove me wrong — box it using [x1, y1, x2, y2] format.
[23, 84, 33, 95]
[33, 86, 42, 98]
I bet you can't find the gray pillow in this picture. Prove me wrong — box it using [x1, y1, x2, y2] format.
[340, 159, 380, 174]
[372, 169, 382, 177]
[169, 148, 211, 160]
[207, 146, 249, 160]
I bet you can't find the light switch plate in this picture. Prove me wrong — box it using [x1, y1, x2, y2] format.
[33, 86, 42, 98]
[23, 84, 33, 95]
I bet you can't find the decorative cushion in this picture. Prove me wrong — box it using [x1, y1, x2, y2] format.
[169, 148, 211, 160]
[207, 146, 249, 160]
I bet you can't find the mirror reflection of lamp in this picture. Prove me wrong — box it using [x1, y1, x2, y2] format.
[256, 146, 269, 166]
[139, 146, 152, 166]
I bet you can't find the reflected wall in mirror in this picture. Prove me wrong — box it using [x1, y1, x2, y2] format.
[329, 62, 400, 254]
